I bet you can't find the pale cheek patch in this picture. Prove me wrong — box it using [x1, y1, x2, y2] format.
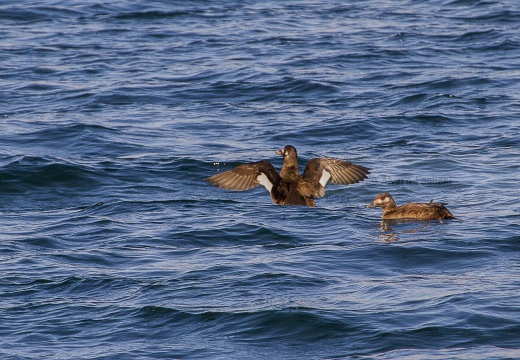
[257, 173, 273, 193]
[319, 169, 331, 187]
[375, 199, 384, 205]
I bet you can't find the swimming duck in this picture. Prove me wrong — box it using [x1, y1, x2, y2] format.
[367, 192, 455, 222]
[207, 145, 370, 206]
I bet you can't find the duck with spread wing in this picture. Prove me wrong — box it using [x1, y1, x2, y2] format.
[207, 145, 370, 207]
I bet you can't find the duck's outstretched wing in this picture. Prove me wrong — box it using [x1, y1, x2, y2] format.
[300, 158, 370, 198]
[206, 161, 280, 193]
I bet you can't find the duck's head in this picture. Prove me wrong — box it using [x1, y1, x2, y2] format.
[367, 192, 395, 209]
[276, 145, 297, 159]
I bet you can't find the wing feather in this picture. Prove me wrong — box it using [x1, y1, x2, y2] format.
[301, 158, 370, 197]
[207, 161, 280, 193]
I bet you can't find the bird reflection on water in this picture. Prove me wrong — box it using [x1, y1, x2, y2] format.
[375, 219, 443, 242]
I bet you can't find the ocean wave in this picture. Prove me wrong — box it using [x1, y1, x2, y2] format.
[0, 156, 100, 194]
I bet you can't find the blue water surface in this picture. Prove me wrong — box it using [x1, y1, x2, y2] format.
[1, 1, 520, 359]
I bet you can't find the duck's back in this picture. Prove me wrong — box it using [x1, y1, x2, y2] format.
[273, 180, 316, 206]
[385, 202, 455, 220]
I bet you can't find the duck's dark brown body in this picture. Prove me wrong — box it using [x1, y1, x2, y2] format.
[207, 145, 370, 206]
[367, 192, 455, 222]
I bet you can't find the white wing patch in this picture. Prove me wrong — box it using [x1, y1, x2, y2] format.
[256, 173, 273, 193]
[319, 169, 331, 187]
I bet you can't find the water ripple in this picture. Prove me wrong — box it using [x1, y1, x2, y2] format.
[1, 1, 519, 359]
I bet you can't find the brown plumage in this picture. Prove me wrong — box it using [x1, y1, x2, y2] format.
[367, 192, 456, 222]
[207, 145, 370, 206]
